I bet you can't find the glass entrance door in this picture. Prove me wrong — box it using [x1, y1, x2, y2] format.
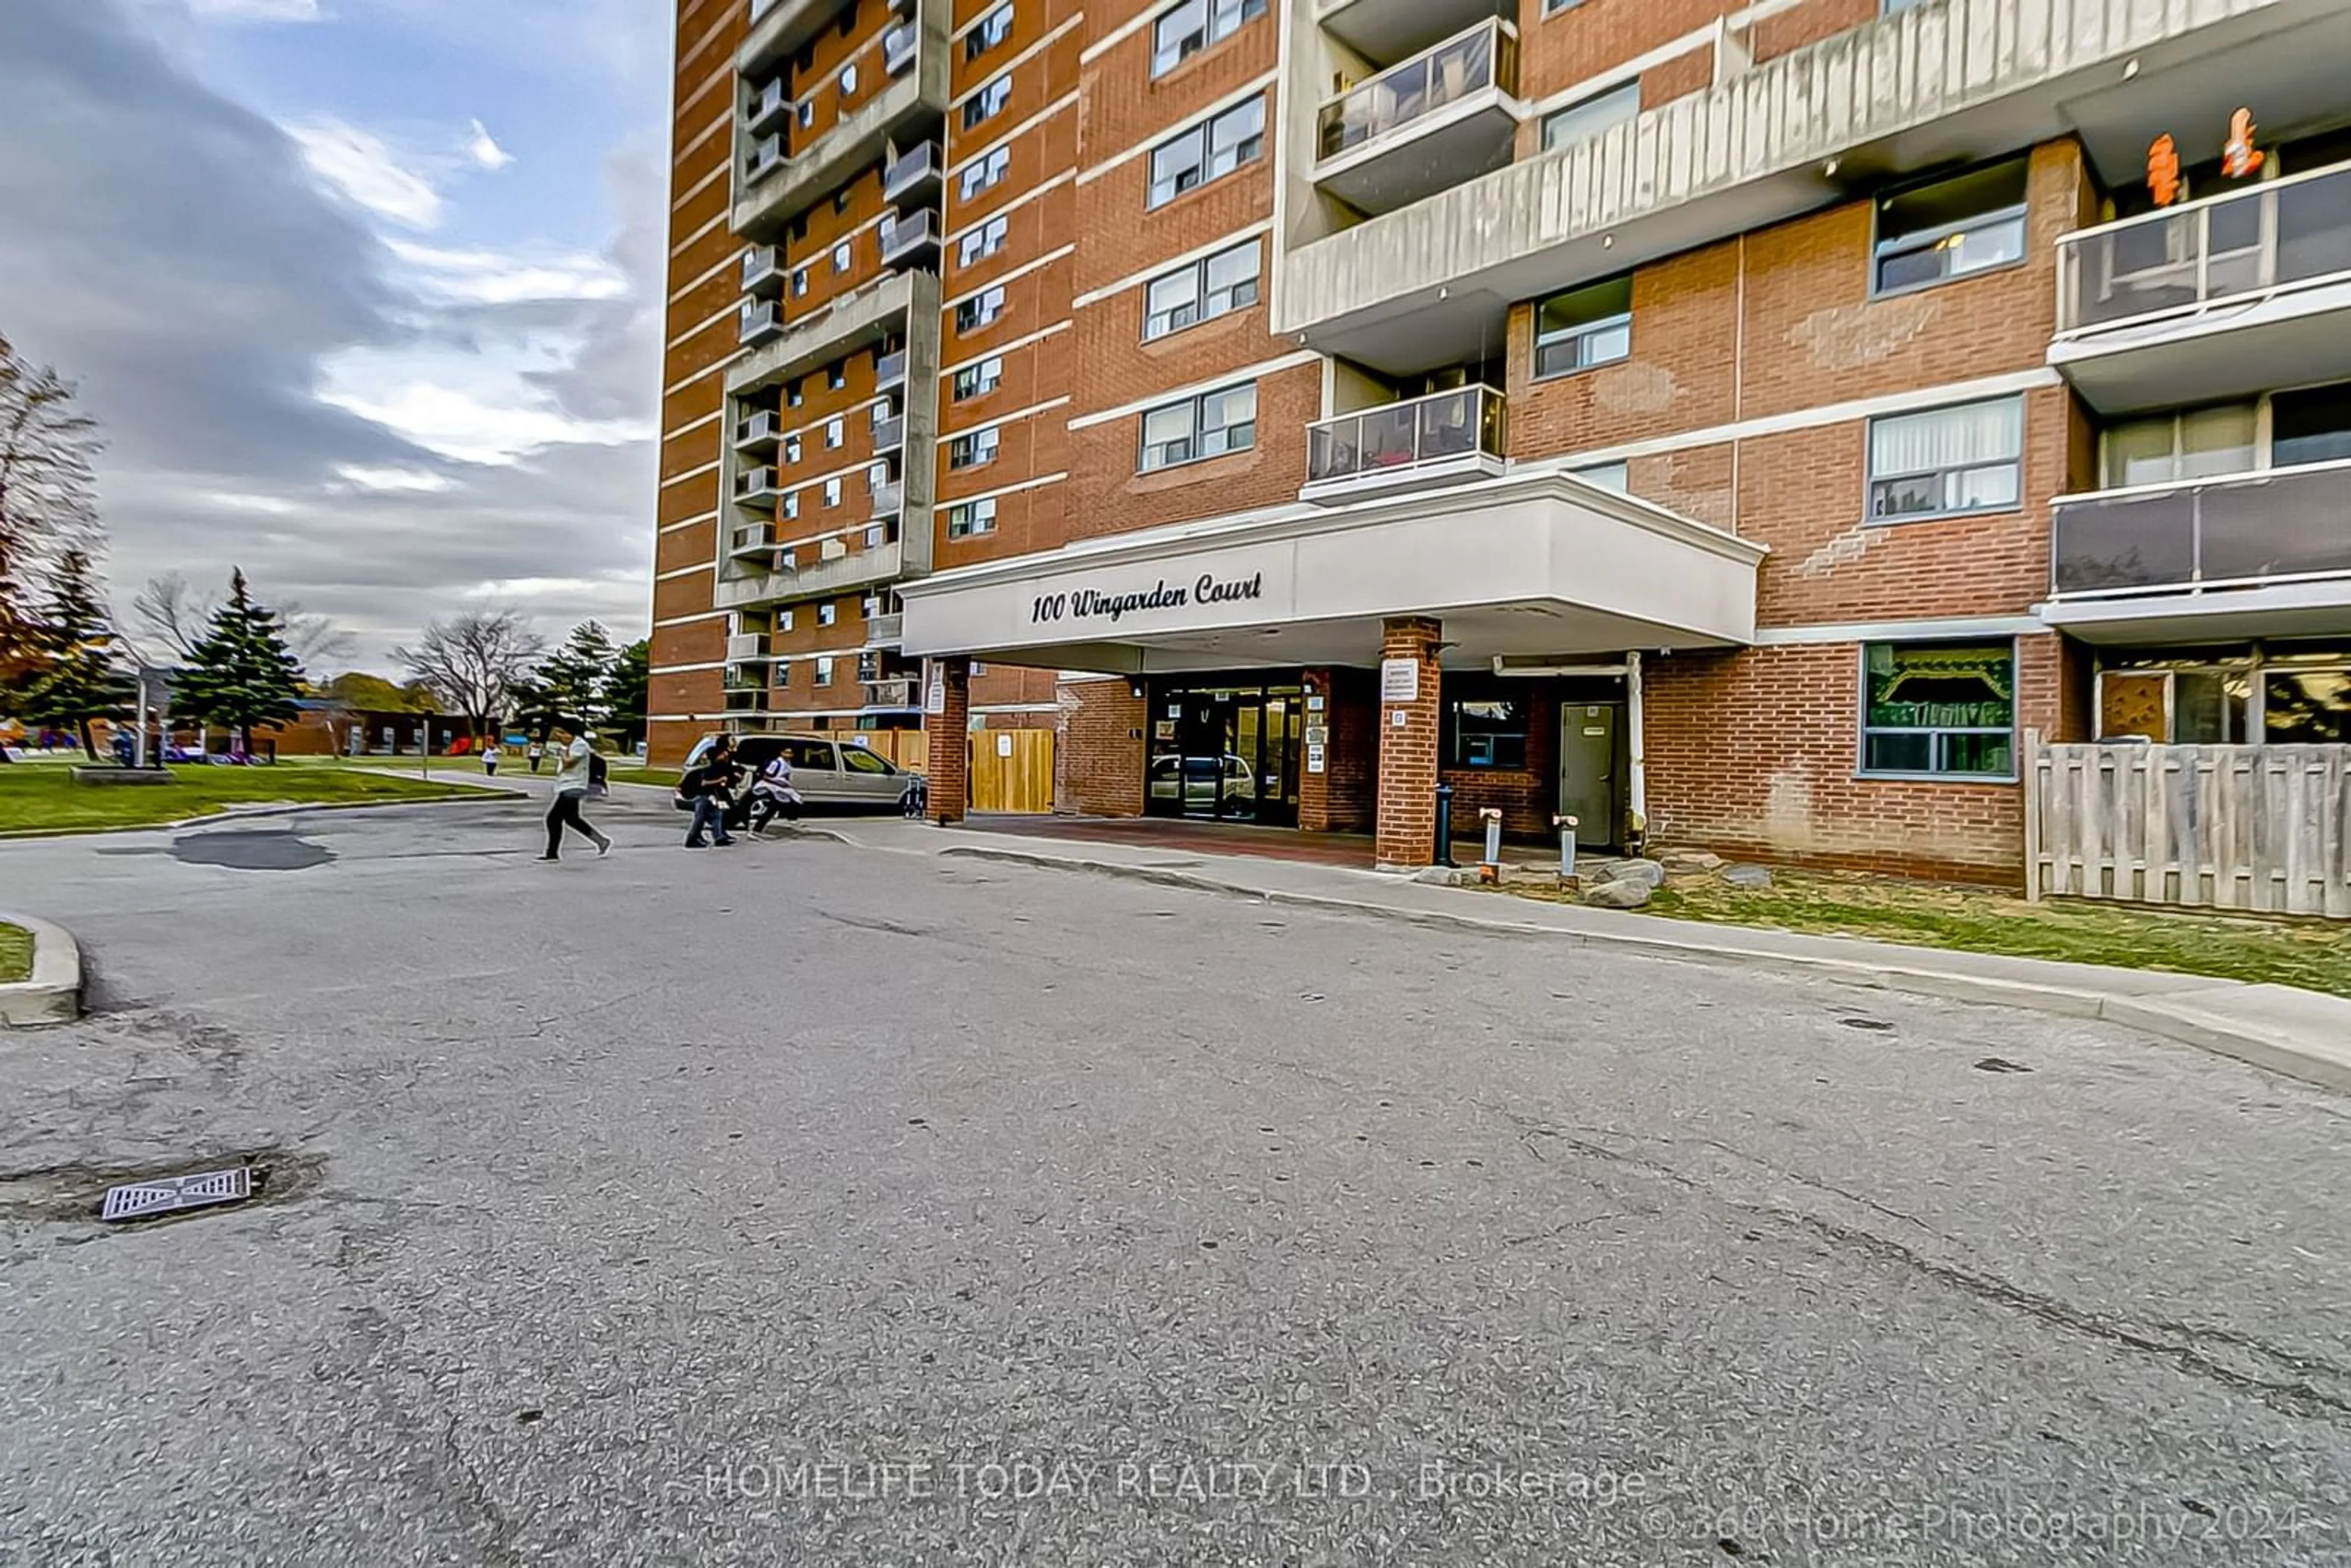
[1146, 679, 1304, 824]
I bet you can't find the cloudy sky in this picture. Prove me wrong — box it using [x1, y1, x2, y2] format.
[0, 0, 672, 672]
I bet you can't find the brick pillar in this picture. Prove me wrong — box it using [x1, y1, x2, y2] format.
[1297, 667, 1335, 833]
[923, 656, 970, 825]
[1374, 617, 1443, 867]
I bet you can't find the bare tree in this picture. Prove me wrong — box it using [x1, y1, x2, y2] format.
[133, 571, 355, 669]
[392, 610, 544, 737]
[1, 334, 104, 678]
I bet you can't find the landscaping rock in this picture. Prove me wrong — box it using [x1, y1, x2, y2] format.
[1413, 866, 1466, 887]
[1659, 849, 1725, 873]
[1720, 863, 1774, 890]
[1597, 858, 1667, 891]
[1582, 878, 1652, 910]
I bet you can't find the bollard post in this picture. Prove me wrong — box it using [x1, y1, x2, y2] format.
[1553, 813, 1579, 883]
[1480, 808, 1503, 871]
[1433, 782, 1455, 868]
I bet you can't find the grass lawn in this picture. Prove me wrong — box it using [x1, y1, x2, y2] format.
[602, 765, 677, 788]
[0, 923, 29, 985]
[0, 762, 496, 837]
[1495, 867, 2351, 999]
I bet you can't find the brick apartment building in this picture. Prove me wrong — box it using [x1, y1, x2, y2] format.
[652, 0, 2351, 879]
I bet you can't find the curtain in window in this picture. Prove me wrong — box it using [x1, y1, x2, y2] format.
[1870, 398, 2021, 476]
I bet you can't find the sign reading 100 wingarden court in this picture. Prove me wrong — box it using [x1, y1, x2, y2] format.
[1031, 570, 1264, 627]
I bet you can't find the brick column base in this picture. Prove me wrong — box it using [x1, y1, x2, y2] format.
[1374, 617, 1443, 867]
[923, 656, 971, 825]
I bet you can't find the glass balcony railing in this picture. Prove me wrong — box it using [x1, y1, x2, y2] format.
[1316, 20, 1515, 163]
[746, 132, 784, 181]
[879, 208, 940, 263]
[726, 633, 771, 660]
[883, 141, 941, 202]
[1306, 384, 1505, 485]
[876, 349, 907, 389]
[740, 245, 782, 293]
[2050, 459, 2351, 596]
[871, 413, 906, 450]
[2057, 160, 2351, 336]
[883, 22, 918, 76]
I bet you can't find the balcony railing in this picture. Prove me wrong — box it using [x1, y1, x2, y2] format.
[883, 141, 942, 203]
[1307, 384, 1505, 485]
[1316, 20, 1514, 163]
[878, 208, 940, 265]
[734, 408, 782, 449]
[729, 519, 776, 553]
[722, 662, 770, 692]
[2050, 459, 2351, 598]
[2057, 160, 2351, 338]
[724, 688, 773, 712]
[732, 467, 778, 503]
[871, 480, 905, 516]
[746, 132, 784, 182]
[865, 611, 905, 645]
[727, 632, 771, 660]
[746, 78, 791, 138]
[871, 412, 906, 451]
[741, 244, 782, 295]
[738, 300, 782, 346]
[883, 21, 918, 75]
[876, 348, 907, 389]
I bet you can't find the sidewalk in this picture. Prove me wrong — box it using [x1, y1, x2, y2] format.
[819, 815, 2351, 1095]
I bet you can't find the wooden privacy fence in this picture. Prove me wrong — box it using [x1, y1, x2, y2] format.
[2024, 733, 2351, 918]
[968, 727, 1054, 814]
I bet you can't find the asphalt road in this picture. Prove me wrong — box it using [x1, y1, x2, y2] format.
[1, 791, 2347, 1566]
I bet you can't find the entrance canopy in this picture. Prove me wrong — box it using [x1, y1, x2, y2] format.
[899, 473, 1766, 672]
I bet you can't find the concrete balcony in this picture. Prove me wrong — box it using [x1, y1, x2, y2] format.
[1302, 384, 1504, 505]
[722, 662, 770, 692]
[882, 139, 943, 205]
[2052, 159, 2351, 416]
[877, 347, 907, 390]
[738, 299, 783, 349]
[878, 206, 941, 269]
[714, 536, 907, 611]
[871, 479, 905, 517]
[728, 519, 778, 556]
[741, 244, 784, 298]
[864, 677, 918, 707]
[723, 686, 773, 713]
[864, 612, 906, 647]
[733, 408, 785, 452]
[745, 76, 792, 139]
[872, 411, 906, 451]
[1316, 0, 1511, 72]
[732, 469, 779, 510]
[2043, 458, 2351, 642]
[1278, 0, 2347, 375]
[727, 632, 773, 660]
[733, 2, 950, 242]
[725, 266, 936, 402]
[1313, 20, 1518, 218]
[742, 0, 864, 75]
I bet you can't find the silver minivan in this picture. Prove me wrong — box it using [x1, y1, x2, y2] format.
[684, 733, 922, 817]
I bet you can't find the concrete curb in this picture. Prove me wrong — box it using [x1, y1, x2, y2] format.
[936, 842, 2351, 1096]
[0, 909, 82, 1027]
[0, 786, 514, 842]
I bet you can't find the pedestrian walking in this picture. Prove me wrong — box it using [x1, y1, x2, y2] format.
[483, 741, 502, 778]
[538, 718, 612, 862]
[680, 740, 739, 848]
[747, 749, 803, 836]
[527, 739, 544, 774]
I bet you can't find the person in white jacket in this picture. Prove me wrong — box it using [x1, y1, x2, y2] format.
[746, 751, 803, 837]
[538, 719, 612, 861]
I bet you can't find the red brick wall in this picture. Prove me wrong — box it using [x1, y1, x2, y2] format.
[923, 656, 972, 820]
[1056, 677, 1147, 815]
[1374, 618, 1444, 865]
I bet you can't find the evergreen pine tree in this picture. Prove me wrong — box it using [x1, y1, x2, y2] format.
[17, 549, 130, 760]
[603, 639, 650, 748]
[527, 621, 620, 731]
[174, 568, 305, 755]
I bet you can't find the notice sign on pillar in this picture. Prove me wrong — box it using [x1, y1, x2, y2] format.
[924, 675, 946, 716]
[996, 732, 1013, 757]
[1380, 657, 1419, 705]
[1307, 743, 1325, 775]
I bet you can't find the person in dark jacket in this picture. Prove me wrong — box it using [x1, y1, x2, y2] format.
[681, 741, 738, 847]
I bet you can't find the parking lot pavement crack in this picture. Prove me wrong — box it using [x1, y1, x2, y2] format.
[1699, 1137, 1949, 1239]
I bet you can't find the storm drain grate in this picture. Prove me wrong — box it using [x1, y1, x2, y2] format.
[100, 1166, 252, 1223]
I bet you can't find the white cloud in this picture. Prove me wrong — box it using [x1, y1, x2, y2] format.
[466, 119, 515, 171]
[385, 239, 628, 305]
[189, 0, 322, 21]
[334, 463, 457, 493]
[287, 119, 443, 229]
[320, 373, 650, 466]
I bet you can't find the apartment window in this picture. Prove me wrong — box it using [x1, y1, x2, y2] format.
[1541, 81, 1638, 152]
[867, 460, 888, 491]
[832, 239, 853, 274]
[1541, 0, 1586, 13]
[1141, 239, 1259, 339]
[2271, 381, 2351, 469]
[815, 656, 834, 687]
[950, 426, 1001, 469]
[952, 356, 1003, 400]
[1532, 275, 1631, 378]
[947, 496, 998, 538]
[959, 147, 1010, 201]
[778, 610, 795, 632]
[2101, 403, 2257, 489]
[1860, 642, 2016, 779]
[958, 216, 1008, 268]
[827, 364, 847, 391]
[839, 62, 858, 97]
[1571, 460, 1628, 492]
[823, 477, 843, 507]
[834, 187, 854, 216]
[1449, 698, 1528, 770]
[1872, 157, 2029, 296]
[863, 522, 888, 547]
[1867, 396, 2023, 520]
[1147, 97, 1264, 208]
[963, 75, 1011, 131]
[1139, 381, 1256, 470]
[966, 2, 1013, 59]
[825, 416, 844, 448]
[786, 378, 804, 407]
[790, 266, 810, 297]
[818, 602, 837, 626]
[956, 285, 1007, 333]
[786, 433, 803, 463]
[797, 100, 816, 130]
[783, 492, 800, 519]
[1150, 0, 1265, 77]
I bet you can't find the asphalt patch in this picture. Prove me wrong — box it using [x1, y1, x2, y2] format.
[169, 830, 334, 871]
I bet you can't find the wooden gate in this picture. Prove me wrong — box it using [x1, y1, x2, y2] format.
[854, 730, 929, 770]
[2023, 732, 2351, 918]
[969, 727, 1054, 814]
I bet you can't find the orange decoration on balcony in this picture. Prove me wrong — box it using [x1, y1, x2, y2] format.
[2222, 107, 2265, 178]
[2146, 133, 2182, 207]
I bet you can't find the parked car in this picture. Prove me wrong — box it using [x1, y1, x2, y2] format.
[1147, 752, 1256, 814]
[683, 733, 924, 825]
